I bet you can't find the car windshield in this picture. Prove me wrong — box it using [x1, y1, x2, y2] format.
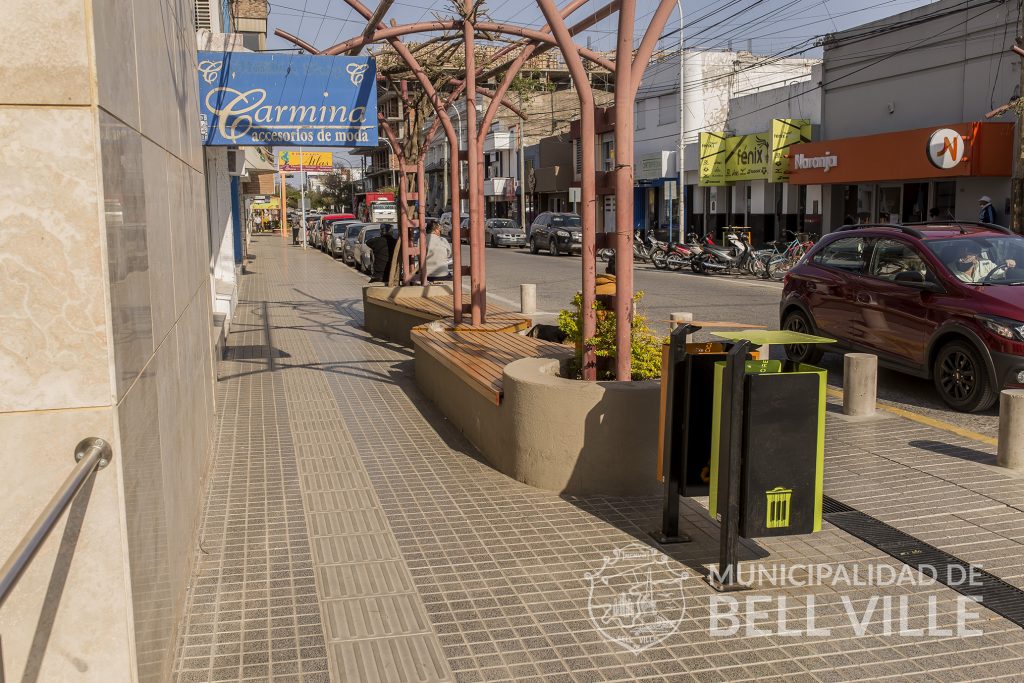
[362, 229, 380, 241]
[924, 235, 1024, 284]
[332, 223, 350, 234]
[489, 220, 516, 230]
[346, 224, 363, 238]
[551, 215, 581, 228]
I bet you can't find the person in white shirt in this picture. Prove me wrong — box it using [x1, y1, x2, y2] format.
[424, 223, 452, 281]
[952, 243, 1016, 283]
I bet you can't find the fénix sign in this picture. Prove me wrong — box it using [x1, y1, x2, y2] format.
[788, 122, 1012, 185]
[197, 52, 378, 147]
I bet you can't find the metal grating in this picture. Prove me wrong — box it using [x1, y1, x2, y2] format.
[823, 496, 1024, 628]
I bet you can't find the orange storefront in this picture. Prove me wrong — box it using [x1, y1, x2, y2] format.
[786, 122, 1014, 228]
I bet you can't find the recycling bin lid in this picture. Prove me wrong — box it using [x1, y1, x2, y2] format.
[711, 330, 836, 345]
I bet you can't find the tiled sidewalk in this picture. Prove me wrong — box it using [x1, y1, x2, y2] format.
[173, 236, 1024, 682]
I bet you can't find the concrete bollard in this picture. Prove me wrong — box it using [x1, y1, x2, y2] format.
[997, 390, 1024, 469]
[669, 312, 693, 331]
[843, 353, 877, 417]
[520, 284, 537, 315]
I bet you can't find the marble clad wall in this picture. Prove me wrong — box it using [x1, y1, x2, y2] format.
[0, 0, 215, 681]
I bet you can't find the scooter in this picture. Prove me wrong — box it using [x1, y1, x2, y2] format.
[691, 231, 755, 275]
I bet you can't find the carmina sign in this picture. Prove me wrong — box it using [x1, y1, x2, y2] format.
[197, 51, 379, 147]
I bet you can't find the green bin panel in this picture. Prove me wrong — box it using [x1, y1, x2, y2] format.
[709, 361, 825, 537]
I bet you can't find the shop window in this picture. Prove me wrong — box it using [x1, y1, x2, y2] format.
[635, 101, 646, 130]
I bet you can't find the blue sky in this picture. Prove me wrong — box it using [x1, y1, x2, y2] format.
[265, 0, 940, 57]
[265, 0, 941, 167]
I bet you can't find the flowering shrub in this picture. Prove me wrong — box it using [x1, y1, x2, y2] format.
[557, 291, 665, 380]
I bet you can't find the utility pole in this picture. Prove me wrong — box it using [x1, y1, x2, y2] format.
[517, 123, 527, 229]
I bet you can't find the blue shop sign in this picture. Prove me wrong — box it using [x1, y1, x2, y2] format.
[197, 51, 378, 147]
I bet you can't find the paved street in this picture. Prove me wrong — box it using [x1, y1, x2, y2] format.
[470, 245, 1001, 438]
[172, 236, 1024, 682]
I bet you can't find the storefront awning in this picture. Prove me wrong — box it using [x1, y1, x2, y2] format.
[787, 122, 1013, 185]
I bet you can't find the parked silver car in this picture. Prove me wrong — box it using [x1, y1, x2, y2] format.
[484, 218, 526, 248]
[354, 224, 382, 273]
[327, 220, 359, 258]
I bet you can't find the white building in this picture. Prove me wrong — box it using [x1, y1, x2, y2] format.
[576, 49, 819, 242]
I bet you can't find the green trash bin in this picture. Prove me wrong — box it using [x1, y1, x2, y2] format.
[707, 352, 828, 538]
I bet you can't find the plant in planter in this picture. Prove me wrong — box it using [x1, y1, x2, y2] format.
[557, 291, 665, 380]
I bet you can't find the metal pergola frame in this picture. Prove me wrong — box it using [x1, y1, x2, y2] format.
[278, 0, 678, 380]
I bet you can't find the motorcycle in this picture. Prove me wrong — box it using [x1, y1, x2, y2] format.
[598, 231, 662, 263]
[652, 240, 697, 270]
[691, 231, 756, 275]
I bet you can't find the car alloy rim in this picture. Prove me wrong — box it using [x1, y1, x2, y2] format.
[939, 351, 976, 401]
[786, 316, 809, 359]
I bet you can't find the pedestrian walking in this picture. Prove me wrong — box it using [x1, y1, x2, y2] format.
[423, 222, 452, 281]
[979, 196, 997, 224]
[367, 224, 397, 283]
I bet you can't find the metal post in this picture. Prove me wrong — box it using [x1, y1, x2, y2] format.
[418, 157, 428, 285]
[709, 340, 751, 591]
[518, 123, 527, 230]
[676, 0, 685, 241]
[299, 145, 307, 249]
[613, 0, 636, 381]
[464, 17, 485, 324]
[650, 324, 697, 545]
[535, 0, 599, 380]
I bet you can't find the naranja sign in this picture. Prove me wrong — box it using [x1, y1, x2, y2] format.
[787, 122, 1013, 185]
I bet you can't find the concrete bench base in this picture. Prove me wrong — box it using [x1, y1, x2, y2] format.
[414, 351, 661, 498]
[363, 285, 455, 346]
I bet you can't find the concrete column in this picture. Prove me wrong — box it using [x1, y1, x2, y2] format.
[843, 353, 877, 417]
[669, 312, 693, 330]
[997, 390, 1024, 469]
[521, 284, 537, 315]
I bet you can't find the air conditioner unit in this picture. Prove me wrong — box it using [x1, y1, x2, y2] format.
[226, 147, 245, 176]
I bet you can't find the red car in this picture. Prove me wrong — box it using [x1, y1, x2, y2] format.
[781, 222, 1024, 412]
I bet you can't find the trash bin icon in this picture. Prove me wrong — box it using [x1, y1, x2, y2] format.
[765, 487, 793, 529]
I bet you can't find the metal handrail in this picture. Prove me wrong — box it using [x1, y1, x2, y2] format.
[0, 437, 113, 609]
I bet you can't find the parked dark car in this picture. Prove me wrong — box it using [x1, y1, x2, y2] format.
[528, 212, 582, 256]
[485, 218, 527, 248]
[780, 222, 1024, 412]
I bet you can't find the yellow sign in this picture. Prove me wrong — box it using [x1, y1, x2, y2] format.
[723, 133, 771, 182]
[277, 151, 333, 172]
[770, 119, 812, 183]
[698, 132, 729, 186]
[766, 487, 793, 528]
[251, 198, 280, 210]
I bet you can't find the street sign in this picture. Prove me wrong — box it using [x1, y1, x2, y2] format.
[197, 51, 378, 147]
[278, 151, 333, 172]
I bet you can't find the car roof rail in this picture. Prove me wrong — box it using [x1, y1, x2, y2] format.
[833, 223, 925, 238]
[902, 220, 1014, 235]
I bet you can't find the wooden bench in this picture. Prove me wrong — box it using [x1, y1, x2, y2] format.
[411, 328, 572, 405]
[364, 286, 532, 345]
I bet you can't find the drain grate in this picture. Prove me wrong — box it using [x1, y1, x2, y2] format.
[823, 495, 1024, 628]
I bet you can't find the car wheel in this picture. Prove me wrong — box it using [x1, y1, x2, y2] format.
[530, 238, 540, 254]
[781, 310, 824, 365]
[933, 341, 997, 412]
[549, 239, 559, 256]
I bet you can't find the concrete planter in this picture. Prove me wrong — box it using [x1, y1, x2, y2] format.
[414, 351, 662, 498]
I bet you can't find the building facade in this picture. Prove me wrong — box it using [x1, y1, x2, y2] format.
[789, 0, 1021, 233]
[1, 1, 217, 682]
